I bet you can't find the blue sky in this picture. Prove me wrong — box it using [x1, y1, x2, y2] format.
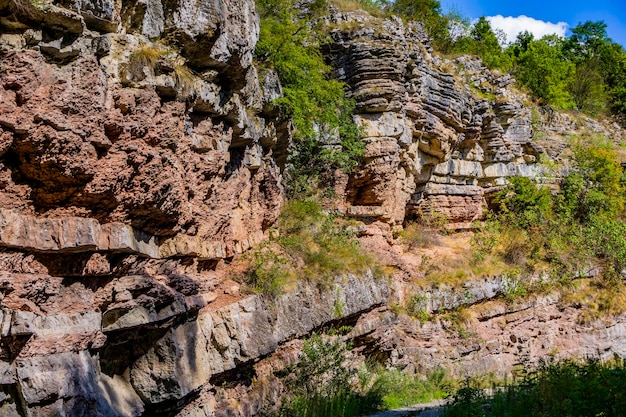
[439, 0, 626, 47]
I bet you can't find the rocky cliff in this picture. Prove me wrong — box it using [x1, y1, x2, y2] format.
[1, 0, 625, 416]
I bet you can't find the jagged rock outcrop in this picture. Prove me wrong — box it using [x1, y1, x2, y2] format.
[0, 1, 390, 416]
[328, 14, 546, 226]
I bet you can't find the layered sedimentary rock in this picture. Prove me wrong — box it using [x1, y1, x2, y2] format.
[328, 14, 545, 226]
[0, 1, 390, 415]
[1, 0, 626, 415]
[354, 288, 626, 379]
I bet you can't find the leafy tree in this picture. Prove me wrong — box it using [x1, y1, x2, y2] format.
[439, 9, 472, 54]
[256, 0, 365, 194]
[564, 21, 610, 61]
[569, 60, 607, 114]
[508, 30, 534, 58]
[599, 41, 626, 115]
[511, 34, 574, 108]
[392, 0, 451, 51]
[454, 17, 510, 69]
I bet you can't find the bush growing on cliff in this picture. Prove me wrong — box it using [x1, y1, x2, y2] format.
[478, 134, 626, 298]
[243, 200, 373, 296]
[278, 200, 372, 281]
[256, 0, 365, 194]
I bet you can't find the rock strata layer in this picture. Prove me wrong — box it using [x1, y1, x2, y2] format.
[328, 15, 545, 225]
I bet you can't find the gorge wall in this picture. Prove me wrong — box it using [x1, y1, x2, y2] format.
[0, 0, 625, 416]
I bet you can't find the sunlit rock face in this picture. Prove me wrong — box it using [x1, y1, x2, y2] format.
[2, 0, 626, 415]
[327, 14, 546, 227]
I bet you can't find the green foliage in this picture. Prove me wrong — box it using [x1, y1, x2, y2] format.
[501, 270, 527, 302]
[444, 358, 626, 417]
[467, 17, 510, 69]
[271, 335, 455, 417]
[392, 0, 451, 51]
[584, 216, 626, 278]
[493, 176, 553, 228]
[561, 21, 626, 115]
[559, 135, 626, 221]
[244, 244, 294, 297]
[569, 60, 607, 114]
[244, 200, 374, 296]
[278, 200, 372, 282]
[372, 367, 452, 409]
[275, 335, 379, 417]
[256, 0, 364, 195]
[405, 293, 431, 322]
[509, 34, 575, 108]
[563, 21, 610, 61]
[478, 134, 626, 293]
[293, 335, 356, 399]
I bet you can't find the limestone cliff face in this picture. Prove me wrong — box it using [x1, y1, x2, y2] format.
[1, 1, 626, 416]
[0, 1, 390, 416]
[327, 13, 548, 226]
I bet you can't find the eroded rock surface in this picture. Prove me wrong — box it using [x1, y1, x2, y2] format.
[328, 15, 546, 226]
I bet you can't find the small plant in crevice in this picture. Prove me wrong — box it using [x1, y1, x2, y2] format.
[333, 291, 346, 318]
[501, 269, 528, 303]
[172, 64, 197, 98]
[441, 309, 476, 340]
[126, 45, 164, 81]
[405, 293, 431, 322]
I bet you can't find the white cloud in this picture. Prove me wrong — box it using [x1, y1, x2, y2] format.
[486, 15, 569, 45]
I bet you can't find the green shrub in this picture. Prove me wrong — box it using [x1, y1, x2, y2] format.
[244, 245, 294, 297]
[493, 176, 553, 228]
[444, 359, 626, 417]
[274, 334, 380, 417]
[559, 135, 626, 222]
[273, 335, 453, 416]
[405, 294, 431, 322]
[256, 0, 364, 195]
[278, 200, 372, 283]
[243, 200, 374, 296]
[372, 366, 452, 409]
[473, 133, 626, 309]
